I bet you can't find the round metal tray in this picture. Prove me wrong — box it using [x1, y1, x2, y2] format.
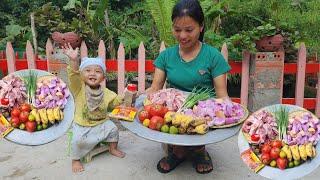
[4, 69, 74, 146]
[238, 104, 320, 179]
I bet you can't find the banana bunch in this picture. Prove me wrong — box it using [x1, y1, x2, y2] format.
[34, 107, 64, 125]
[164, 111, 209, 135]
[284, 143, 317, 162]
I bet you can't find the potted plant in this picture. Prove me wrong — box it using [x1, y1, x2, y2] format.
[254, 23, 284, 52]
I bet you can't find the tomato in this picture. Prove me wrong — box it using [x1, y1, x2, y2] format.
[149, 117, 158, 130]
[10, 117, 20, 128]
[271, 140, 283, 148]
[20, 104, 31, 112]
[0, 98, 9, 105]
[11, 108, 21, 117]
[149, 104, 164, 117]
[161, 106, 169, 117]
[261, 144, 272, 154]
[19, 111, 29, 123]
[270, 147, 281, 160]
[25, 121, 36, 132]
[276, 158, 288, 170]
[261, 153, 271, 165]
[150, 116, 164, 131]
[144, 104, 152, 114]
[138, 110, 150, 123]
[251, 134, 260, 142]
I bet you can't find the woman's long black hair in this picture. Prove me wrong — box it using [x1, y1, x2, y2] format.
[171, 0, 205, 42]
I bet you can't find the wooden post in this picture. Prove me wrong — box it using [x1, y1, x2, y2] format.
[80, 41, 88, 60]
[117, 43, 125, 94]
[98, 40, 106, 88]
[221, 43, 228, 84]
[159, 41, 167, 89]
[30, 12, 38, 56]
[138, 42, 146, 93]
[316, 71, 320, 117]
[46, 38, 54, 72]
[241, 51, 250, 107]
[6, 42, 16, 73]
[26, 40, 36, 69]
[295, 43, 307, 107]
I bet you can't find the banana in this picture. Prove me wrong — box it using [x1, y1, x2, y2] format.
[194, 124, 209, 135]
[178, 126, 187, 134]
[164, 112, 175, 124]
[306, 143, 313, 158]
[47, 109, 55, 124]
[59, 109, 64, 120]
[39, 108, 48, 124]
[298, 144, 307, 161]
[172, 113, 182, 126]
[53, 107, 61, 121]
[186, 126, 195, 134]
[180, 115, 193, 129]
[30, 109, 41, 124]
[290, 145, 300, 161]
[312, 146, 317, 158]
[190, 117, 206, 127]
[282, 145, 292, 161]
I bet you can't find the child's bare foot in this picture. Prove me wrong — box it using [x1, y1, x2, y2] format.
[72, 160, 84, 173]
[109, 148, 126, 158]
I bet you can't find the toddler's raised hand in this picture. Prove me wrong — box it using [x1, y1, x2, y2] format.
[63, 43, 79, 62]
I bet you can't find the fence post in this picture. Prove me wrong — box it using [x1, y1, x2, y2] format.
[241, 51, 250, 107]
[6, 42, 16, 73]
[98, 40, 106, 88]
[315, 70, 320, 117]
[46, 38, 54, 72]
[80, 41, 88, 59]
[295, 43, 307, 107]
[26, 40, 36, 69]
[221, 43, 228, 85]
[117, 43, 125, 94]
[138, 42, 146, 93]
[159, 41, 166, 89]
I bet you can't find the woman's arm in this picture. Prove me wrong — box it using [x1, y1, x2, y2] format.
[213, 74, 229, 99]
[145, 68, 166, 94]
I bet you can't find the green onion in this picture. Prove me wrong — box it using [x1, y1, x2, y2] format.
[178, 86, 215, 112]
[274, 106, 289, 140]
[23, 70, 38, 105]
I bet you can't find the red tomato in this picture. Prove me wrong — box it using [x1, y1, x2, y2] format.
[251, 134, 260, 142]
[271, 140, 283, 148]
[149, 117, 158, 130]
[10, 117, 20, 128]
[261, 144, 272, 154]
[270, 147, 281, 160]
[11, 108, 21, 117]
[276, 158, 288, 170]
[161, 106, 169, 117]
[19, 111, 29, 123]
[149, 104, 164, 117]
[138, 110, 150, 123]
[0, 98, 9, 105]
[20, 104, 31, 112]
[150, 116, 164, 131]
[144, 104, 152, 114]
[261, 153, 271, 165]
[25, 121, 36, 132]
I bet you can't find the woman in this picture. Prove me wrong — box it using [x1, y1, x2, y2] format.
[145, 0, 231, 174]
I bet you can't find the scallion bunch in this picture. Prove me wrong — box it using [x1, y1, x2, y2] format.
[23, 70, 38, 105]
[274, 106, 289, 140]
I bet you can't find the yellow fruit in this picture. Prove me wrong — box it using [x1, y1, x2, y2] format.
[290, 145, 300, 161]
[298, 144, 307, 161]
[39, 109, 48, 124]
[142, 119, 150, 127]
[59, 109, 64, 120]
[53, 107, 61, 121]
[164, 112, 175, 124]
[30, 109, 41, 124]
[47, 109, 55, 124]
[180, 115, 193, 129]
[178, 126, 187, 134]
[279, 151, 287, 158]
[306, 143, 313, 158]
[190, 117, 206, 127]
[282, 145, 292, 161]
[270, 160, 277, 167]
[194, 124, 209, 135]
